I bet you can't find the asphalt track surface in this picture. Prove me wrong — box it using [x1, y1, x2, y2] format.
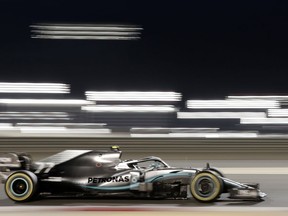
[0, 160, 288, 208]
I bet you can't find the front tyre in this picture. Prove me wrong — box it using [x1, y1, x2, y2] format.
[190, 171, 223, 203]
[5, 171, 38, 202]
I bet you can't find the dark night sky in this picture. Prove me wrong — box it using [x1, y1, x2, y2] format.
[1, 0, 288, 99]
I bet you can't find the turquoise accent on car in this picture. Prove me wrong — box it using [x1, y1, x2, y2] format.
[82, 182, 140, 191]
[146, 172, 192, 182]
[81, 172, 193, 191]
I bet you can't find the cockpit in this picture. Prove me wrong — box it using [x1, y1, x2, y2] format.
[124, 157, 170, 171]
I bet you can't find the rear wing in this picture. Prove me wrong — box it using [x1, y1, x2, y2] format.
[0, 153, 22, 170]
[0, 153, 33, 183]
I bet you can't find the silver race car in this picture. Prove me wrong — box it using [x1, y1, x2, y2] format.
[0, 146, 266, 202]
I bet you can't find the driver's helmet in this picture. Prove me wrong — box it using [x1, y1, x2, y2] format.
[111, 145, 120, 152]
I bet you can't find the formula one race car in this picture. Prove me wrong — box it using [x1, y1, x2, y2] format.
[0, 146, 266, 202]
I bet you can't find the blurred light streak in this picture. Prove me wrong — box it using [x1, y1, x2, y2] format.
[177, 112, 266, 119]
[0, 99, 94, 106]
[32, 35, 140, 40]
[0, 82, 69, 94]
[0, 123, 12, 127]
[16, 123, 106, 127]
[210, 133, 258, 138]
[19, 127, 67, 133]
[130, 127, 219, 130]
[32, 30, 140, 36]
[187, 100, 279, 109]
[130, 127, 219, 133]
[228, 95, 288, 100]
[0, 123, 15, 130]
[268, 109, 288, 117]
[81, 105, 177, 112]
[258, 134, 288, 138]
[0, 112, 68, 117]
[64, 128, 111, 133]
[130, 134, 171, 137]
[31, 24, 143, 31]
[241, 118, 288, 124]
[19, 127, 111, 134]
[31, 24, 142, 40]
[0, 117, 70, 120]
[131, 132, 258, 138]
[0, 82, 67, 86]
[0, 90, 68, 93]
[170, 132, 258, 138]
[85, 91, 181, 101]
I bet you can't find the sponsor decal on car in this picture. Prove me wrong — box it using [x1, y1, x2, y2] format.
[88, 176, 130, 183]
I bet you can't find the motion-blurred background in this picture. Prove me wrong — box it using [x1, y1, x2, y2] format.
[0, 0, 288, 156]
[1, 0, 288, 96]
[1, 1, 288, 213]
[1, 0, 288, 138]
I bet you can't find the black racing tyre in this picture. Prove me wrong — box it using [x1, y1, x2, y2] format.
[190, 172, 223, 203]
[5, 171, 38, 202]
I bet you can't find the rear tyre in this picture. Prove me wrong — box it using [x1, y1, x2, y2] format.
[5, 171, 38, 202]
[190, 171, 223, 203]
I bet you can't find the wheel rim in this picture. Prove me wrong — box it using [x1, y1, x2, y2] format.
[10, 178, 29, 197]
[5, 173, 34, 202]
[195, 176, 216, 197]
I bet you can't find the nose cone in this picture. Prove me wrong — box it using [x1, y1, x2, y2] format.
[259, 191, 267, 198]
